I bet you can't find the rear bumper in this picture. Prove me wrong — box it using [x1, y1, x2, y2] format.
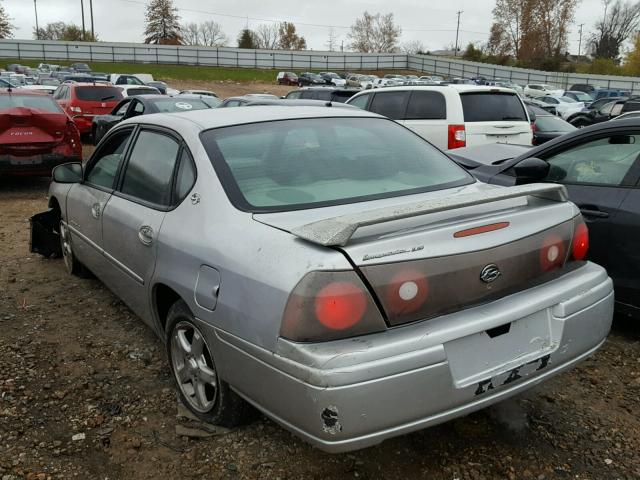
[203, 262, 613, 453]
[71, 115, 95, 133]
[0, 153, 80, 176]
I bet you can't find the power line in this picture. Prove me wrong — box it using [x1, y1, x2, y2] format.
[116, 0, 490, 35]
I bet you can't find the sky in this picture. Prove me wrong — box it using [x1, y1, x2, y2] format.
[4, 0, 605, 54]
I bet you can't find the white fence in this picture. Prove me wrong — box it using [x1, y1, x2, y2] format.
[2, 39, 640, 93]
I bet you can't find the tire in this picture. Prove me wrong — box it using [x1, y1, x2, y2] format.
[166, 300, 253, 427]
[298, 82, 303, 87]
[571, 118, 590, 128]
[92, 126, 100, 146]
[59, 220, 92, 278]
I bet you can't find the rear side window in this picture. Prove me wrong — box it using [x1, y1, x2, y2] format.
[461, 93, 527, 122]
[369, 91, 409, 119]
[349, 93, 371, 109]
[75, 86, 123, 102]
[120, 130, 180, 206]
[285, 91, 302, 99]
[405, 91, 446, 120]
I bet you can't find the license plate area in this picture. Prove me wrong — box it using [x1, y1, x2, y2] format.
[445, 309, 555, 389]
[9, 155, 43, 165]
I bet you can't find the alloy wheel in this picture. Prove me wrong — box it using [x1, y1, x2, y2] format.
[59, 221, 74, 274]
[170, 321, 218, 413]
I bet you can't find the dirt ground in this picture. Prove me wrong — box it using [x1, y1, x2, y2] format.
[1, 82, 640, 480]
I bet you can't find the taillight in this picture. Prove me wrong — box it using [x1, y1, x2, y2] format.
[70, 105, 82, 113]
[540, 234, 566, 271]
[384, 269, 429, 315]
[572, 221, 589, 261]
[281, 271, 386, 342]
[448, 124, 466, 149]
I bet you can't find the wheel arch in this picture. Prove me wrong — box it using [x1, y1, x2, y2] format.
[152, 282, 187, 334]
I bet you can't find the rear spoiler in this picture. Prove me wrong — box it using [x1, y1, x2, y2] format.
[291, 183, 569, 247]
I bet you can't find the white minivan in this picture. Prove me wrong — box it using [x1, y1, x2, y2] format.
[346, 85, 532, 150]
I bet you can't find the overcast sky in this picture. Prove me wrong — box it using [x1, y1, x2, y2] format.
[4, 0, 605, 54]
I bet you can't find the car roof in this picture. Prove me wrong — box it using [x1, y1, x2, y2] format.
[122, 105, 382, 130]
[352, 85, 519, 95]
[68, 82, 117, 88]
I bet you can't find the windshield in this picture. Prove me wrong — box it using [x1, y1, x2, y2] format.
[0, 94, 63, 113]
[76, 86, 124, 102]
[200, 117, 473, 211]
[461, 92, 528, 122]
[150, 98, 211, 112]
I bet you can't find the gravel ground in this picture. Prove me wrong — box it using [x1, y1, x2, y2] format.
[1, 84, 640, 479]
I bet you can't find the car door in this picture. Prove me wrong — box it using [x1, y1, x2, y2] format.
[539, 132, 640, 279]
[100, 127, 183, 324]
[65, 127, 135, 272]
[606, 173, 640, 310]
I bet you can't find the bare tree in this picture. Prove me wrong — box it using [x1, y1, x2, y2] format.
[182, 22, 200, 46]
[401, 40, 425, 55]
[255, 23, 279, 49]
[590, 0, 640, 59]
[278, 22, 306, 50]
[200, 20, 227, 47]
[325, 28, 339, 51]
[0, 0, 14, 39]
[348, 12, 401, 53]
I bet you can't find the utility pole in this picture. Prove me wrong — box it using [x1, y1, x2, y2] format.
[80, 0, 86, 40]
[578, 23, 585, 56]
[454, 10, 463, 57]
[34, 0, 39, 39]
[89, 0, 94, 41]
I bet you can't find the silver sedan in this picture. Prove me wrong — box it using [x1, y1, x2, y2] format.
[31, 106, 614, 452]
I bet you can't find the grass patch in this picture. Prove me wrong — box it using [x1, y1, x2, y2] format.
[2, 59, 279, 83]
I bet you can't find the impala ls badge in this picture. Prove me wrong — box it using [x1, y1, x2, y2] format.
[480, 264, 501, 284]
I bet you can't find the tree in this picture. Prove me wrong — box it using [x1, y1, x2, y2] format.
[401, 40, 426, 55]
[462, 42, 484, 61]
[0, 1, 14, 39]
[348, 12, 401, 53]
[237, 28, 258, 49]
[278, 22, 306, 50]
[144, 0, 182, 45]
[255, 23, 279, 49]
[590, 0, 640, 60]
[33, 21, 98, 41]
[199, 21, 227, 47]
[182, 22, 200, 46]
[624, 32, 640, 74]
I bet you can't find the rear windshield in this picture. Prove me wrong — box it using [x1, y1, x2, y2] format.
[200, 117, 473, 211]
[535, 115, 576, 133]
[75, 86, 123, 102]
[0, 94, 62, 113]
[127, 88, 160, 96]
[461, 92, 528, 122]
[149, 98, 211, 112]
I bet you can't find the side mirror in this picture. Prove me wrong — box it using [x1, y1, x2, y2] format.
[52, 162, 82, 183]
[514, 157, 550, 185]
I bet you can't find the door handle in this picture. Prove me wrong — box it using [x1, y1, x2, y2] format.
[138, 225, 154, 246]
[90, 203, 101, 219]
[579, 207, 610, 219]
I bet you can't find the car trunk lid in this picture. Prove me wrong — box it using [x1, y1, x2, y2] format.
[255, 183, 578, 326]
[0, 107, 67, 154]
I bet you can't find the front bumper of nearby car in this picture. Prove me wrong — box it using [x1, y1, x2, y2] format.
[203, 261, 613, 453]
[0, 153, 81, 176]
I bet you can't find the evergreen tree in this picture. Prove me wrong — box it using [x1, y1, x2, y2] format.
[144, 0, 182, 45]
[237, 28, 258, 49]
[0, 1, 14, 39]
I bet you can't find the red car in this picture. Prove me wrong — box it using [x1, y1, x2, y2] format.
[0, 89, 82, 176]
[53, 83, 123, 136]
[277, 71, 298, 86]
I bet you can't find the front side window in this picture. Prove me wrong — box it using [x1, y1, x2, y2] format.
[545, 134, 640, 186]
[369, 91, 409, 120]
[85, 129, 133, 189]
[120, 130, 180, 206]
[201, 117, 473, 211]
